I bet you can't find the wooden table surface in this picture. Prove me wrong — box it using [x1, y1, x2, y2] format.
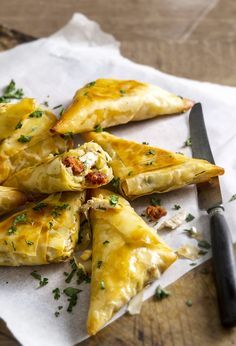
[0, 0, 236, 345]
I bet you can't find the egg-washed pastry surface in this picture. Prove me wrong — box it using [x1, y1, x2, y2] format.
[52, 79, 194, 134]
[0, 187, 27, 216]
[87, 188, 177, 335]
[4, 142, 113, 194]
[0, 98, 73, 183]
[83, 132, 224, 199]
[0, 191, 85, 266]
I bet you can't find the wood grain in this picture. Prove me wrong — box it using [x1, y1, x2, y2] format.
[0, 0, 236, 345]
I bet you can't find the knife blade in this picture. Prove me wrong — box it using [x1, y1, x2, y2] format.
[189, 103, 236, 327]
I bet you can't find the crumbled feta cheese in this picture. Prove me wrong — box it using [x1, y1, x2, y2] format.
[80, 152, 97, 168]
[157, 210, 188, 231]
[177, 244, 200, 260]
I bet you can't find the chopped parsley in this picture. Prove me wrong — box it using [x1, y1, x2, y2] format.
[109, 195, 119, 207]
[8, 213, 28, 235]
[190, 262, 197, 266]
[15, 121, 22, 130]
[184, 227, 198, 238]
[184, 137, 192, 147]
[119, 89, 126, 95]
[77, 268, 91, 285]
[155, 285, 170, 300]
[103, 240, 110, 245]
[198, 240, 211, 249]
[52, 288, 61, 300]
[11, 241, 16, 251]
[111, 177, 120, 191]
[86, 81, 96, 88]
[94, 124, 103, 132]
[17, 135, 32, 143]
[63, 287, 82, 312]
[53, 104, 62, 110]
[229, 194, 236, 202]
[198, 249, 208, 256]
[0, 80, 24, 103]
[146, 149, 156, 155]
[185, 299, 193, 307]
[173, 204, 181, 210]
[150, 196, 161, 206]
[43, 101, 49, 107]
[55, 311, 60, 317]
[142, 141, 149, 145]
[33, 202, 48, 211]
[26, 240, 34, 246]
[51, 204, 69, 218]
[29, 110, 43, 118]
[128, 171, 133, 176]
[100, 281, 105, 290]
[97, 261, 103, 268]
[185, 213, 195, 222]
[30, 270, 48, 288]
[65, 260, 77, 284]
[59, 108, 64, 117]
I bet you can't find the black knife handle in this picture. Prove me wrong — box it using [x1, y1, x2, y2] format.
[209, 207, 236, 327]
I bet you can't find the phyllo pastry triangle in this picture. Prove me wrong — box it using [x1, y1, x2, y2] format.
[87, 188, 177, 335]
[0, 187, 27, 216]
[4, 142, 113, 194]
[52, 79, 194, 134]
[0, 191, 85, 266]
[83, 132, 224, 199]
[0, 98, 72, 183]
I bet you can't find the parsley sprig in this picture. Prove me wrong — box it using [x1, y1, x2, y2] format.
[0, 80, 24, 103]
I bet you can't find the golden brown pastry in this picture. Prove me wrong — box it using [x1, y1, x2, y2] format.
[0, 187, 27, 216]
[83, 131, 224, 199]
[0, 191, 85, 266]
[52, 79, 194, 134]
[4, 142, 113, 194]
[0, 98, 72, 183]
[87, 188, 177, 335]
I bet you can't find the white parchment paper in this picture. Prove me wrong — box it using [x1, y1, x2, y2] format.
[0, 13, 235, 346]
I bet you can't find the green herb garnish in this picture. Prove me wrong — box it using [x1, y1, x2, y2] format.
[119, 89, 126, 95]
[77, 268, 91, 285]
[33, 202, 48, 211]
[15, 121, 22, 129]
[53, 104, 62, 110]
[173, 204, 181, 210]
[109, 195, 119, 207]
[142, 141, 149, 145]
[65, 260, 77, 284]
[103, 240, 110, 245]
[198, 249, 208, 256]
[86, 81, 96, 88]
[198, 240, 211, 249]
[52, 288, 61, 300]
[111, 177, 120, 191]
[51, 204, 69, 218]
[29, 110, 43, 118]
[184, 137, 192, 147]
[43, 101, 49, 107]
[145, 161, 154, 166]
[63, 287, 82, 312]
[55, 311, 60, 317]
[94, 124, 103, 132]
[146, 149, 156, 155]
[0, 80, 24, 103]
[17, 135, 32, 143]
[8, 213, 28, 235]
[151, 196, 161, 206]
[30, 270, 48, 288]
[185, 213, 195, 222]
[59, 108, 64, 117]
[155, 285, 170, 300]
[229, 194, 236, 202]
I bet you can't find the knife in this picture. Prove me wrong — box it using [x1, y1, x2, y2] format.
[189, 103, 236, 327]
